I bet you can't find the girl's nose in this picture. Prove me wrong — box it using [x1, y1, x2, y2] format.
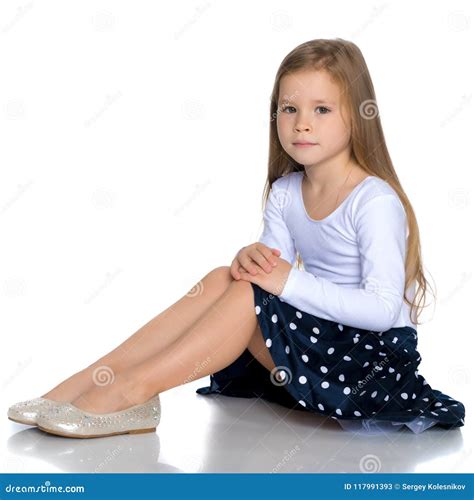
[294, 124, 311, 132]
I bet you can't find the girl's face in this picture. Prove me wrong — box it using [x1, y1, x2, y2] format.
[276, 69, 352, 168]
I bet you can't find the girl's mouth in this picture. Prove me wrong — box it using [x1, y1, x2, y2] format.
[293, 143, 318, 148]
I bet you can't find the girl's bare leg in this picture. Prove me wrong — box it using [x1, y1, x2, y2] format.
[40, 266, 238, 402]
[70, 279, 270, 413]
[246, 322, 277, 373]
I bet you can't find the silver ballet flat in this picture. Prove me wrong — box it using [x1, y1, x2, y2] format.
[7, 397, 64, 426]
[36, 394, 161, 438]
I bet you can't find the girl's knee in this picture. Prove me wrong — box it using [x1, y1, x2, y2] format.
[207, 266, 233, 285]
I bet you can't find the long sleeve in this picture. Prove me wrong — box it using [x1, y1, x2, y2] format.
[279, 194, 407, 332]
[258, 181, 297, 266]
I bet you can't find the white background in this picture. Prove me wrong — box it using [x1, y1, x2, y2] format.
[1, 0, 472, 473]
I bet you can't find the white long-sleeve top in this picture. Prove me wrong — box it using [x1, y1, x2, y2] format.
[258, 171, 416, 332]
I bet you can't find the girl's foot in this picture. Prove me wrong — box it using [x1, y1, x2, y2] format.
[69, 372, 151, 414]
[41, 367, 103, 402]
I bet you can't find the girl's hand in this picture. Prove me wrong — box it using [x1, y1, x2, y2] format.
[237, 256, 293, 297]
[230, 243, 281, 280]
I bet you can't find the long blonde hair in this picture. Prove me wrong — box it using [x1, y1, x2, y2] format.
[261, 38, 435, 326]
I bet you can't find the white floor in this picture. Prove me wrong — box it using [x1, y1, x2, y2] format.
[2, 378, 471, 474]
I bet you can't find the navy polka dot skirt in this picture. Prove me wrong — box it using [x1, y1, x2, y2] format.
[196, 283, 466, 434]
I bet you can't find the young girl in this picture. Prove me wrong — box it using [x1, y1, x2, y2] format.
[196, 38, 466, 435]
[8, 38, 465, 438]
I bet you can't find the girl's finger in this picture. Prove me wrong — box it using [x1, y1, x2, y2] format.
[230, 257, 241, 280]
[249, 248, 273, 273]
[239, 255, 259, 275]
[238, 272, 252, 281]
[260, 247, 279, 268]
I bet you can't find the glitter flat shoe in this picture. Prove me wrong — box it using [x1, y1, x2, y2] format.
[7, 397, 64, 426]
[36, 394, 161, 438]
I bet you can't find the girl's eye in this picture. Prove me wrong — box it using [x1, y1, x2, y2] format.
[316, 106, 331, 114]
[280, 106, 331, 114]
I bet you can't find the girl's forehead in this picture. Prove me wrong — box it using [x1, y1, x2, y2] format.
[278, 70, 340, 102]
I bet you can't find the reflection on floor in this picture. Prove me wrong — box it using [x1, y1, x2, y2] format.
[2, 380, 470, 473]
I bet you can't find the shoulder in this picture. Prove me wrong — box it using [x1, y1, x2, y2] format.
[352, 176, 405, 214]
[350, 176, 408, 235]
[271, 171, 301, 190]
[266, 172, 301, 218]
[268, 172, 301, 209]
